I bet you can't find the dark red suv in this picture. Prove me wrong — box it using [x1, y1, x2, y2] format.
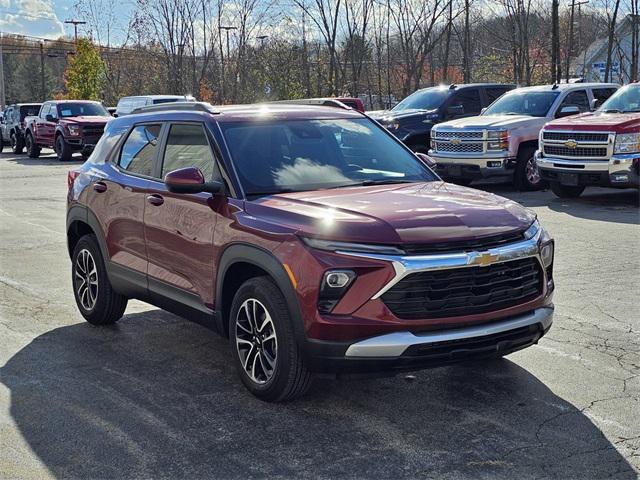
[67, 102, 555, 401]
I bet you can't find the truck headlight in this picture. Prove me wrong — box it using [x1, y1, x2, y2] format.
[614, 133, 640, 154]
[67, 124, 81, 136]
[487, 130, 509, 151]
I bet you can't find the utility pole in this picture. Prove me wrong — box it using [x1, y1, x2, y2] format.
[256, 35, 268, 48]
[219, 26, 237, 61]
[565, 0, 589, 82]
[65, 19, 87, 44]
[40, 41, 46, 102]
[0, 33, 5, 109]
[551, 0, 561, 83]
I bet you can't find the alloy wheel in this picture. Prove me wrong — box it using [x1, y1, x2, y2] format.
[235, 298, 278, 384]
[74, 248, 98, 311]
[525, 156, 541, 185]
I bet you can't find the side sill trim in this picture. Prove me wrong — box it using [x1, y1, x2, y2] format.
[345, 306, 554, 358]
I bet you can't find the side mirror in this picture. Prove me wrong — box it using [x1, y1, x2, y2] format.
[415, 152, 436, 168]
[556, 105, 580, 118]
[447, 105, 465, 117]
[591, 98, 601, 110]
[164, 167, 223, 194]
[45, 114, 56, 122]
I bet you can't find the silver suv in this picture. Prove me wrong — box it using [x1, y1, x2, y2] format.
[428, 83, 619, 190]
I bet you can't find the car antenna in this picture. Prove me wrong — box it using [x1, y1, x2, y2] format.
[449, 84, 456, 90]
[552, 83, 559, 90]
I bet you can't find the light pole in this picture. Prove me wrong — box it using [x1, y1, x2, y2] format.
[219, 26, 237, 60]
[256, 35, 269, 48]
[219, 26, 237, 102]
[64, 19, 87, 45]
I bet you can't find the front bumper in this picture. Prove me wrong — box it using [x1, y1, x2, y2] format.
[536, 151, 640, 188]
[430, 152, 516, 179]
[305, 306, 553, 374]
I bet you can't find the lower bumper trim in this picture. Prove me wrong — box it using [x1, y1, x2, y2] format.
[345, 306, 554, 357]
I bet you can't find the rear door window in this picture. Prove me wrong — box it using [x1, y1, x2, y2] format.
[559, 90, 590, 112]
[592, 88, 617, 107]
[485, 87, 510, 105]
[118, 124, 162, 177]
[161, 123, 218, 180]
[449, 89, 481, 116]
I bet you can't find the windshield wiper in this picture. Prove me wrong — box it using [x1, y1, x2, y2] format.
[329, 179, 417, 189]
[246, 188, 299, 197]
[602, 108, 622, 113]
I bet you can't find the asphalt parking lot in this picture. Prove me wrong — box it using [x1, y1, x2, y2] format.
[0, 150, 639, 479]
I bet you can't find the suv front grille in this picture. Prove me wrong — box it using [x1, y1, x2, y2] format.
[543, 131, 609, 143]
[434, 130, 483, 139]
[543, 145, 608, 158]
[433, 141, 483, 153]
[402, 230, 525, 255]
[381, 257, 542, 320]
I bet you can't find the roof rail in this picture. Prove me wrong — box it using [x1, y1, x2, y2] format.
[267, 98, 352, 110]
[131, 101, 220, 115]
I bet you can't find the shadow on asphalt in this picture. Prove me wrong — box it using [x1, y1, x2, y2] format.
[1, 309, 636, 479]
[3, 154, 85, 166]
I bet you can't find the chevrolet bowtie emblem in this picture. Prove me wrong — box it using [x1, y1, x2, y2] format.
[564, 139, 578, 149]
[450, 138, 462, 145]
[474, 252, 499, 266]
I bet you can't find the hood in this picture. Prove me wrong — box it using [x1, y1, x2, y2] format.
[61, 116, 110, 125]
[545, 111, 640, 133]
[245, 182, 535, 245]
[436, 114, 544, 130]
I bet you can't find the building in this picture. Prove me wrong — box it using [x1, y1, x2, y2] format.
[574, 14, 639, 83]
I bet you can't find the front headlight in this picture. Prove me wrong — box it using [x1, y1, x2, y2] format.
[301, 237, 405, 255]
[614, 133, 640, 154]
[487, 129, 509, 151]
[67, 124, 81, 136]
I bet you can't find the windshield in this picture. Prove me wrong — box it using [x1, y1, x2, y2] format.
[221, 118, 437, 196]
[483, 91, 559, 117]
[392, 88, 450, 112]
[58, 103, 109, 117]
[598, 85, 640, 113]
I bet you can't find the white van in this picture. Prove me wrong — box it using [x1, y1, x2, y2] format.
[115, 95, 195, 117]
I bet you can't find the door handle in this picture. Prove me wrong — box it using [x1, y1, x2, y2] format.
[93, 181, 107, 193]
[146, 194, 164, 206]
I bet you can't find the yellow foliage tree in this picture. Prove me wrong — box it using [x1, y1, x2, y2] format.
[64, 39, 105, 100]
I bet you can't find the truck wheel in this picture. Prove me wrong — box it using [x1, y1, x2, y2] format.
[72, 234, 128, 325]
[11, 132, 24, 154]
[25, 133, 40, 158]
[229, 276, 312, 402]
[55, 135, 73, 161]
[550, 182, 585, 198]
[514, 146, 546, 191]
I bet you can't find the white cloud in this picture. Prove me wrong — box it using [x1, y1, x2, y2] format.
[0, 0, 64, 39]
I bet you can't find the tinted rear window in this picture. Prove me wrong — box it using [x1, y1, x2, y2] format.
[19, 105, 41, 119]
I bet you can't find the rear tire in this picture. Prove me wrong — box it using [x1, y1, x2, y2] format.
[550, 182, 585, 198]
[72, 234, 127, 325]
[229, 276, 312, 402]
[55, 135, 72, 161]
[25, 133, 40, 158]
[514, 146, 546, 191]
[11, 132, 24, 154]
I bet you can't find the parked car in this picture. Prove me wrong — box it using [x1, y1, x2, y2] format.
[0, 103, 42, 154]
[24, 100, 112, 161]
[536, 83, 640, 198]
[115, 95, 195, 117]
[428, 83, 619, 190]
[369, 83, 516, 153]
[67, 101, 555, 401]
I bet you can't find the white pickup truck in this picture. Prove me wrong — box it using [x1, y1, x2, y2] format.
[427, 83, 619, 190]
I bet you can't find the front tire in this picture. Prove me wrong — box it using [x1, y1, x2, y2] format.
[550, 182, 585, 198]
[55, 135, 72, 161]
[514, 146, 546, 191]
[25, 133, 40, 158]
[229, 277, 312, 402]
[72, 234, 127, 325]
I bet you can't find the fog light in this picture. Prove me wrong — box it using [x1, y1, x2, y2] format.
[611, 173, 629, 183]
[540, 242, 554, 268]
[487, 161, 503, 168]
[318, 270, 356, 314]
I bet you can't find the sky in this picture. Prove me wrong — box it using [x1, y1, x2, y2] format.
[0, 0, 132, 41]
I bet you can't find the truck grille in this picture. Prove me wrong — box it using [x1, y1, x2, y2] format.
[543, 131, 609, 143]
[83, 125, 105, 136]
[434, 130, 483, 139]
[381, 257, 542, 320]
[433, 141, 483, 153]
[543, 145, 608, 158]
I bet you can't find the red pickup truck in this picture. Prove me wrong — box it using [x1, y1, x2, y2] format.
[24, 100, 112, 161]
[536, 83, 640, 198]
